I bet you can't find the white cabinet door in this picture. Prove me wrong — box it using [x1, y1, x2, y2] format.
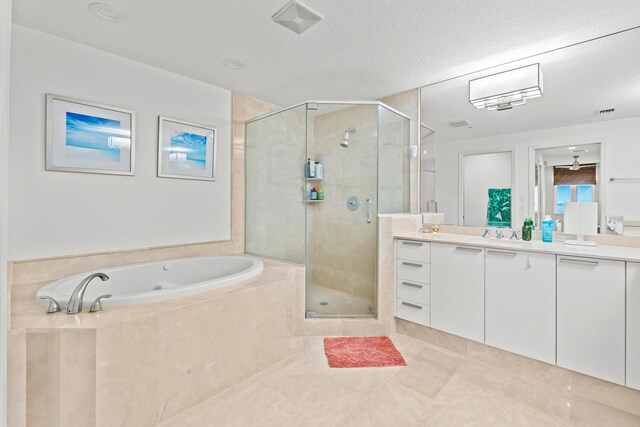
[431, 243, 484, 342]
[485, 250, 555, 364]
[627, 262, 640, 390]
[557, 256, 625, 384]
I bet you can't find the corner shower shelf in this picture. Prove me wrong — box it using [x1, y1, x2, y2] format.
[304, 199, 324, 203]
[304, 178, 324, 181]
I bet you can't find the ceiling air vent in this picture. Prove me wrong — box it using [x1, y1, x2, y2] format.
[272, 1, 323, 35]
[599, 108, 615, 114]
[448, 120, 470, 128]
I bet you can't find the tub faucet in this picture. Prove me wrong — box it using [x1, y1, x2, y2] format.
[67, 273, 109, 315]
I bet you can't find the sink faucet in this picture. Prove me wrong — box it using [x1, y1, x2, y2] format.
[67, 273, 109, 315]
[495, 228, 505, 239]
[482, 228, 491, 238]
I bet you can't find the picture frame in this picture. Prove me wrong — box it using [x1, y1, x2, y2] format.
[157, 116, 217, 181]
[45, 93, 135, 175]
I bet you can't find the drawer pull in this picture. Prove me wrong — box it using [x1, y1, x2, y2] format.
[401, 241, 423, 246]
[559, 258, 599, 267]
[401, 302, 423, 309]
[455, 246, 482, 253]
[401, 281, 423, 289]
[486, 250, 517, 257]
[401, 261, 423, 268]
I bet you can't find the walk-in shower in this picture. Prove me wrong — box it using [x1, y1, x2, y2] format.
[245, 101, 411, 318]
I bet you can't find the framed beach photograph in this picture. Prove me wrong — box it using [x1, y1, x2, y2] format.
[157, 116, 216, 181]
[45, 94, 135, 175]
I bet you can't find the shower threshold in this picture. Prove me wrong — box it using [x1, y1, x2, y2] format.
[309, 313, 377, 319]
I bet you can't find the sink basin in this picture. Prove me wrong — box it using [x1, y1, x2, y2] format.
[468, 237, 526, 245]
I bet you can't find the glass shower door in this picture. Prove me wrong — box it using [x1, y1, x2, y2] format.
[305, 104, 379, 317]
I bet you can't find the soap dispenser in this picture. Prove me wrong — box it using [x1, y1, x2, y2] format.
[542, 215, 554, 243]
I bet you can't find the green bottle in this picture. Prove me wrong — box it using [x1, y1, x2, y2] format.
[522, 218, 533, 241]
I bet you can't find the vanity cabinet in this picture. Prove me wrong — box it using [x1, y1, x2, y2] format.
[627, 262, 640, 390]
[485, 250, 555, 364]
[395, 240, 431, 326]
[431, 243, 484, 342]
[557, 256, 625, 385]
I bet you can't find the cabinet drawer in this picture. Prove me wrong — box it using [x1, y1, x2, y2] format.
[396, 260, 430, 283]
[397, 240, 430, 263]
[396, 298, 430, 326]
[396, 279, 430, 305]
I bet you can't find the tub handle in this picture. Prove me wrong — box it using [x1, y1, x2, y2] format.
[89, 294, 112, 313]
[39, 296, 61, 314]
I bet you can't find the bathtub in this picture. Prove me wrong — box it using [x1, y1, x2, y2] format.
[36, 256, 264, 309]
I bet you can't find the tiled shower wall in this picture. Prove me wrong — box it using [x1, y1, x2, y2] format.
[307, 105, 379, 303]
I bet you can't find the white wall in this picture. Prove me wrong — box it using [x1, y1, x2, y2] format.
[9, 25, 232, 260]
[462, 152, 511, 226]
[435, 116, 640, 227]
[0, 2, 10, 425]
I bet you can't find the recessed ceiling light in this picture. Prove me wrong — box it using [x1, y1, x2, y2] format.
[223, 59, 246, 70]
[88, 3, 126, 23]
[567, 146, 577, 150]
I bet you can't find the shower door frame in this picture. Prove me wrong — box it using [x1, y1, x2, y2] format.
[245, 100, 411, 319]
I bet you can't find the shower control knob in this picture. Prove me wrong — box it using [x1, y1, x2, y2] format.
[346, 196, 360, 211]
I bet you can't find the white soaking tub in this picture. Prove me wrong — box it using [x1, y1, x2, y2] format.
[36, 256, 264, 309]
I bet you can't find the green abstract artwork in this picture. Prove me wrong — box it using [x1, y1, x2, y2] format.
[486, 188, 511, 227]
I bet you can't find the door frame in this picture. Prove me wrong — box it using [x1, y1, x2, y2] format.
[528, 139, 606, 230]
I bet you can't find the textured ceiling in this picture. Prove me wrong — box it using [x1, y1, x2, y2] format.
[11, 0, 640, 106]
[420, 27, 640, 142]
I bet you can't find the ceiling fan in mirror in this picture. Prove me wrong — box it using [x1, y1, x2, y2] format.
[556, 155, 596, 171]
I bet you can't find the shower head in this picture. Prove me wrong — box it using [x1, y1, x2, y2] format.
[340, 128, 356, 148]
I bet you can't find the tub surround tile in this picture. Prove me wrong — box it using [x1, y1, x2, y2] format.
[96, 316, 161, 427]
[12, 260, 296, 427]
[59, 329, 97, 426]
[157, 290, 261, 421]
[7, 330, 26, 427]
[26, 331, 60, 427]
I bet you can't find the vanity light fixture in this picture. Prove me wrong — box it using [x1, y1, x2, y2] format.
[88, 3, 126, 23]
[469, 63, 543, 111]
[272, 1, 323, 35]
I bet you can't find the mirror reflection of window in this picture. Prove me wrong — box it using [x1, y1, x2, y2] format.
[555, 185, 594, 213]
[540, 143, 601, 229]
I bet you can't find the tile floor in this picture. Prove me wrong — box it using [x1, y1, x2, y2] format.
[159, 333, 640, 426]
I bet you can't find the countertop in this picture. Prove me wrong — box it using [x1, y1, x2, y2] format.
[395, 232, 640, 263]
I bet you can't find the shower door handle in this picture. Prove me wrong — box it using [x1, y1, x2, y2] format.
[365, 198, 372, 224]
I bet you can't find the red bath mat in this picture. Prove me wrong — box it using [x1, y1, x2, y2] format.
[323, 336, 407, 368]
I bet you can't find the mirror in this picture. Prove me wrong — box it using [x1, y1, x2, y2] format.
[420, 27, 640, 236]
